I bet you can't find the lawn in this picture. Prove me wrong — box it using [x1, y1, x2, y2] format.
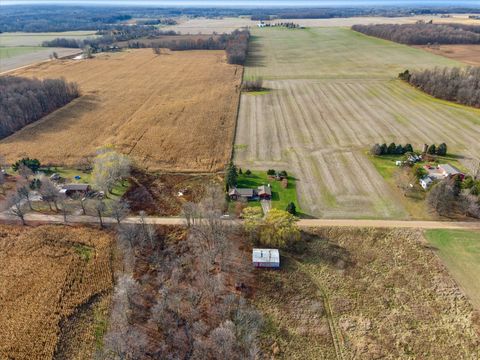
[234, 170, 300, 214]
[425, 229, 480, 310]
[368, 152, 469, 219]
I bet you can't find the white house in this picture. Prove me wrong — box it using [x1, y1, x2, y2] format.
[252, 248, 280, 268]
[420, 176, 433, 190]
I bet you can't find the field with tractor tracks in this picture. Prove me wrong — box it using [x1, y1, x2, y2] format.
[0, 49, 242, 172]
[235, 27, 480, 218]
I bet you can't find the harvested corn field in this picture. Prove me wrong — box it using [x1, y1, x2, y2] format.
[254, 228, 480, 359]
[235, 28, 480, 218]
[0, 49, 242, 172]
[0, 225, 113, 360]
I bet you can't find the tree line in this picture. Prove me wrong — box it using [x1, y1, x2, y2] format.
[128, 29, 250, 65]
[0, 76, 79, 139]
[401, 67, 480, 108]
[351, 23, 480, 45]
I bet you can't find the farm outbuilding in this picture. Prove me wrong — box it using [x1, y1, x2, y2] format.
[61, 183, 90, 196]
[252, 248, 280, 268]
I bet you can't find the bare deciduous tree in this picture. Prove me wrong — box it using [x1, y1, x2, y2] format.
[7, 192, 27, 225]
[110, 199, 130, 225]
[17, 164, 33, 180]
[40, 178, 60, 211]
[91, 199, 106, 228]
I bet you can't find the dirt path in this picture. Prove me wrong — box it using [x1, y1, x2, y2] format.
[1, 212, 479, 230]
[285, 254, 346, 360]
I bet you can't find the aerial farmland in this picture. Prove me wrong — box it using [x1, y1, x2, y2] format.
[235, 27, 480, 219]
[0, 49, 242, 172]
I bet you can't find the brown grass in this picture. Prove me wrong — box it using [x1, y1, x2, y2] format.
[0, 49, 242, 172]
[0, 225, 113, 360]
[415, 44, 480, 66]
[254, 228, 480, 359]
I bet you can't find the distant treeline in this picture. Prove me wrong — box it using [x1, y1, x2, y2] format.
[0, 76, 79, 139]
[43, 25, 177, 50]
[3, 4, 480, 32]
[400, 67, 480, 108]
[351, 23, 480, 45]
[129, 30, 250, 65]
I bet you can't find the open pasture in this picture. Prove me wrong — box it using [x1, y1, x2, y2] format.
[255, 227, 480, 359]
[0, 31, 97, 47]
[0, 47, 80, 73]
[235, 28, 480, 218]
[0, 49, 242, 172]
[0, 225, 113, 360]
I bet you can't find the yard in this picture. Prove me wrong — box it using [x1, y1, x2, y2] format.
[425, 229, 480, 310]
[233, 170, 301, 214]
[368, 152, 469, 219]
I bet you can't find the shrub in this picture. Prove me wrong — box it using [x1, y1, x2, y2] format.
[414, 164, 428, 180]
[260, 209, 300, 249]
[245, 169, 252, 176]
[279, 170, 288, 177]
[12, 158, 41, 172]
[242, 77, 264, 92]
[267, 169, 276, 176]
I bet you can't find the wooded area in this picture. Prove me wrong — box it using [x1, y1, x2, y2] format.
[352, 23, 480, 45]
[0, 76, 79, 139]
[403, 67, 480, 108]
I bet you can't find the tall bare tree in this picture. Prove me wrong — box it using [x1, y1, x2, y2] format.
[7, 192, 27, 225]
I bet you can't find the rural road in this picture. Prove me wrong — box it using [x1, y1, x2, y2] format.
[0, 213, 479, 230]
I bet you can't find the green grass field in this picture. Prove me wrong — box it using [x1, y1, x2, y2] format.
[425, 229, 480, 310]
[0, 46, 45, 59]
[245, 27, 461, 80]
[234, 170, 300, 213]
[0, 31, 97, 47]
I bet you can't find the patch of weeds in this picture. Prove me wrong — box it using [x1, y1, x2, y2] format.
[74, 244, 93, 261]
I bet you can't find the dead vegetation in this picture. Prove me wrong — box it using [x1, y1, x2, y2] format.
[254, 227, 480, 359]
[0, 49, 242, 172]
[123, 170, 223, 216]
[102, 186, 262, 359]
[0, 225, 114, 360]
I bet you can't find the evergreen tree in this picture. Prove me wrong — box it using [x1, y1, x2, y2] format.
[370, 144, 382, 156]
[226, 161, 238, 189]
[387, 142, 396, 155]
[380, 143, 388, 155]
[395, 144, 405, 155]
[286, 202, 297, 215]
[437, 143, 447, 156]
[404, 144, 413, 153]
[427, 144, 436, 155]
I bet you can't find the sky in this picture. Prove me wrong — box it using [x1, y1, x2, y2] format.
[2, 0, 480, 7]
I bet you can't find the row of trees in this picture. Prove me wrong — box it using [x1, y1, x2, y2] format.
[351, 23, 480, 45]
[0, 76, 79, 139]
[403, 67, 480, 108]
[371, 143, 414, 156]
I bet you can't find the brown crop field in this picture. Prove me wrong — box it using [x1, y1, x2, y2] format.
[235, 28, 480, 219]
[254, 228, 480, 359]
[415, 44, 480, 66]
[0, 225, 113, 360]
[0, 49, 242, 172]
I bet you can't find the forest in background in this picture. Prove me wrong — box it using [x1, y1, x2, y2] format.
[352, 23, 480, 45]
[0, 76, 80, 139]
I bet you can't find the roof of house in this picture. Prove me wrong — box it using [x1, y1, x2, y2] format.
[252, 248, 280, 263]
[420, 176, 433, 184]
[229, 188, 254, 197]
[257, 185, 272, 196]
[439, 164, 462, 176]
[63, 183, 90, 191]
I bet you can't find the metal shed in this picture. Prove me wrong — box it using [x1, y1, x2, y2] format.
[252, 248, 280, 268]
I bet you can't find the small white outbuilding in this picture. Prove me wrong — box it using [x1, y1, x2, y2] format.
[252, 248, 280, 268]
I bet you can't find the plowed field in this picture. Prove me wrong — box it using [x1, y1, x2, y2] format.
[0, 49, 242, 172]
[235, 28, 480, 218]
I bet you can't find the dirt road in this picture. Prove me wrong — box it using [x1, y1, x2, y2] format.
[1, 212, 479, 230]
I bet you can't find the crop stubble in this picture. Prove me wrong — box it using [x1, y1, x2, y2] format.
[235, 28, 480, 218]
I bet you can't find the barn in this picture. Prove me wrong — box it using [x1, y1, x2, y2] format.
[252, 248, 280, 268]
